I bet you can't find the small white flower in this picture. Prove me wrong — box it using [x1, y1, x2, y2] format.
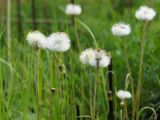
[135, 6, 156, 21]
[80, 49, 110, 68]
[65, 4, 82, 16]
[111, 23, 131, 37]
[26, 31, 47, 49]
[80, 48, 95, 64]
[117, 90, 131, 100]
[47, 32, 71, 52]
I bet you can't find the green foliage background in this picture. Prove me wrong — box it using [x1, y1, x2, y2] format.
[0, 0, 160, 119]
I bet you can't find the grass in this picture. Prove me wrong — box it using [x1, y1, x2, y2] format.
[0, 0, 160, 119]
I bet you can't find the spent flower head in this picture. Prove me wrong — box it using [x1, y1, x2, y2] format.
[80, 48, 95, 64]
[47, 32, 71, 52]
[65, 3, 82, 16]
[111, 23, 131, 37]
[80, 48, 110, 68]
[135, 5, 156, 21]
[26, 31, 47, 49]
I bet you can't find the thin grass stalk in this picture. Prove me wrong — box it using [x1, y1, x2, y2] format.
[74, 18, 81, 52]
[134, 21, 148, 118]
[16, 0, 23, 42]
[0, 63, 5, 120]
[120, 109, 123, 120]
[101, 69, 109, 118]
[107, 57, 114, 120]
[89, 67, 94, 119]
[68, 50, 76, 119]
[91, 62, 100, 119]
[124, 103, 129, 120]
[31, 0, 37, 30]
[121, 38, 135, 119]
[77, 19, 98, 48]
[92, 67, 98, 119]
[57, 53, 66, 120]
[7, 0, 11, 62]
[35, 48, 42, 120]
[136, 106, 157, 120]
[120, 103, 129, 120]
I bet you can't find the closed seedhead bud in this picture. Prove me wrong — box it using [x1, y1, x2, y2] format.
[51, 88, 56, 96]
[107, 90, 113, 100]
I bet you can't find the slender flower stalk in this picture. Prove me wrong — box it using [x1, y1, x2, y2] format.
[134, 21, 148, 118]
[31, 0, 37, 30]
[133, 6, 156, 118]
[7, 0, 11, 62]
[111, 22, 134, 119]
[26, 31, 47, 120]
[117, 90, 131, 120]
[65, 3, 82, 26]
[80, 48, 110, 119]
[46, 32, 71, 119]
[35, 47, 41, 120]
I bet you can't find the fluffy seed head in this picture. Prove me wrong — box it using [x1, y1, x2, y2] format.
[89, 49, 110, 68]
[65, 4, 82, 16]
[116, 90, 131, 100]
[135, 6, 156, 21]
[26, 31, 47, 49]
[47, 32, 71, 52]
[80, 48, 95, 64]
[111, 23, 131, 36]
[80, 48, 110, 68]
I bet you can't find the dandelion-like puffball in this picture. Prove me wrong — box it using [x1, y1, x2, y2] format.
[26, 31, 47, 49]
[111, 23, 131, 37]
[116, 90, 131, 100]
[80, 49, 110, 68]
[47, 32, 71, 52]
[65, 4, 82, 16]
[89, 49, 110, 68]
[80, 48, 95, 64]
[135, 6, 156, 21]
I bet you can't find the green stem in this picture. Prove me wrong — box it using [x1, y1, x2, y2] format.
[134, 22, 148, 118]
[74, 18, 81, 53]
[121, 38, 135, 120]
[35, 48, 42, 120]
[77, 19, 98, 48]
